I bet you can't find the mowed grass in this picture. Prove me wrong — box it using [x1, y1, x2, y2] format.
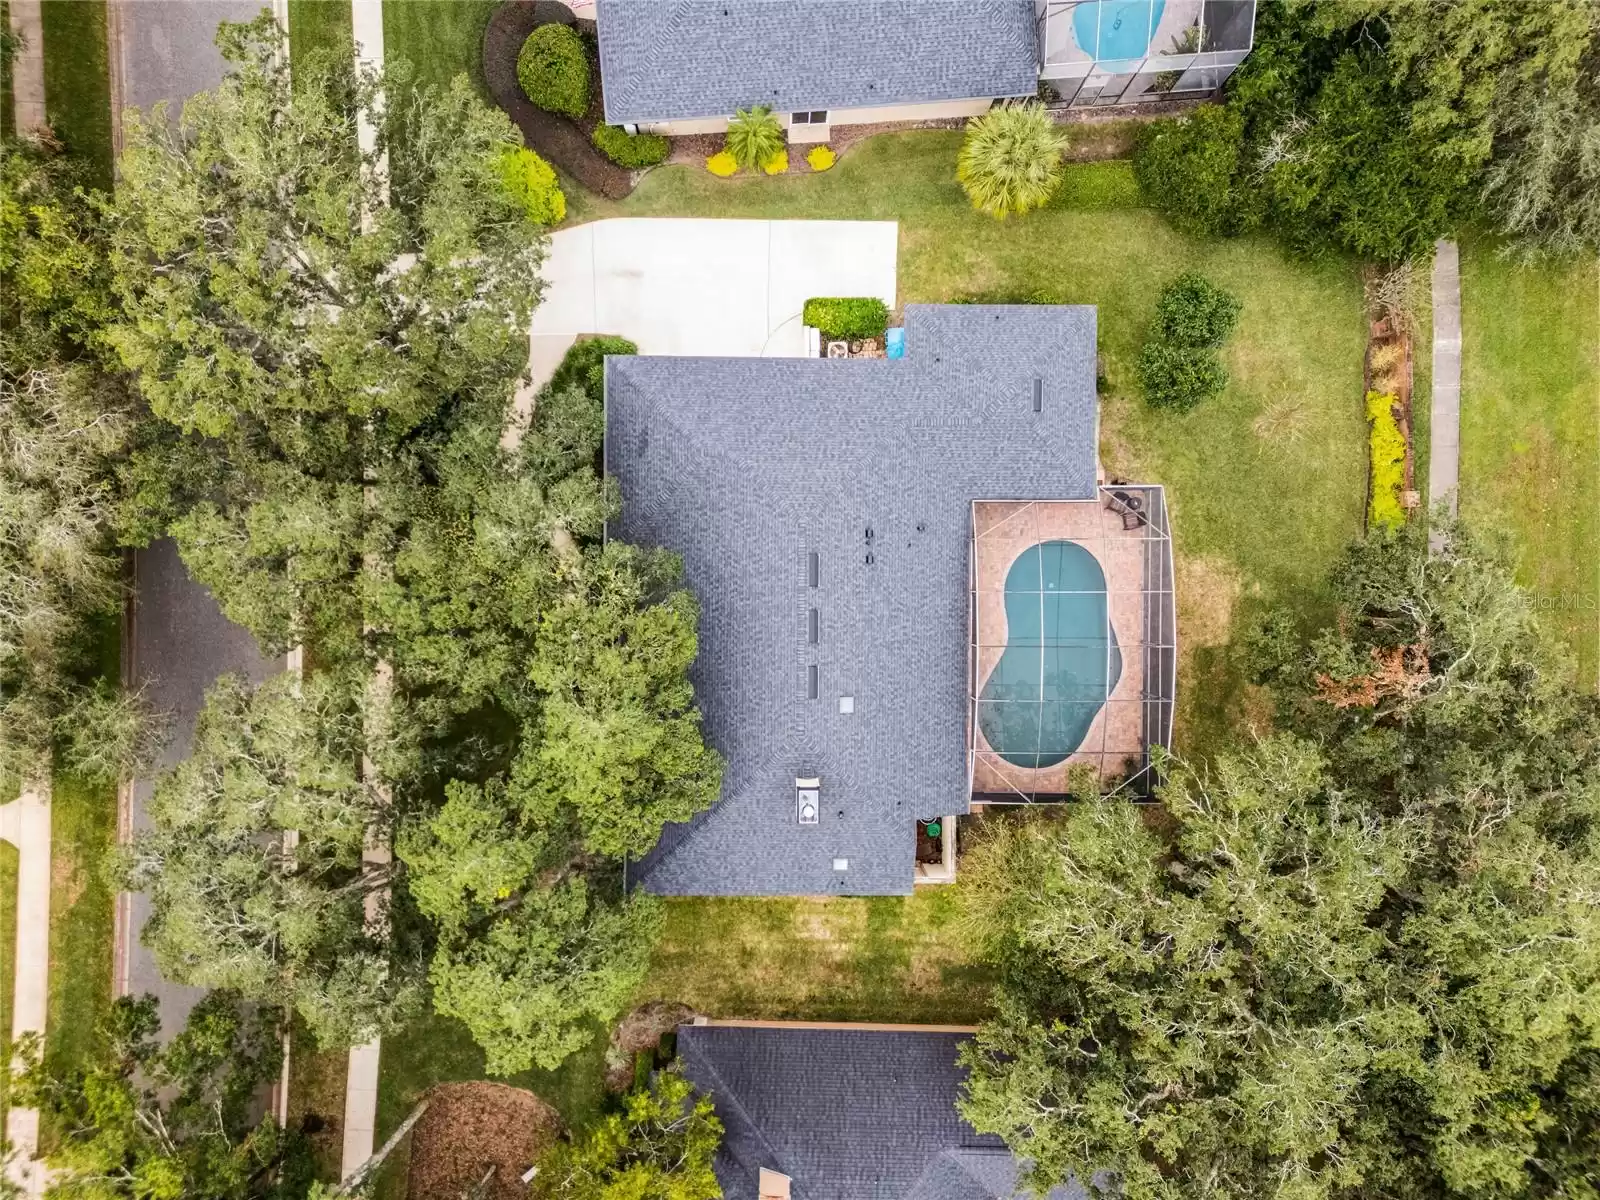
[640, 890, 995, 1024]
[288, 0, 352, 73]
[1459, 247, 1600, 691]
[39, 0, 113, 186]
[40, 617, 119, 1149]
[382, 0, 500, 99]
[604, 132, 1370, 744]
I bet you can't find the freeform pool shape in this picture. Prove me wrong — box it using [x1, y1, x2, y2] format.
[978, 540, 1122, 769]
[1072, 0, 1165, 64]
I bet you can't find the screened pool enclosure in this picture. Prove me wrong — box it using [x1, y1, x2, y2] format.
[969, 489, 1176, 800]
[1036, 0, 1257, 108]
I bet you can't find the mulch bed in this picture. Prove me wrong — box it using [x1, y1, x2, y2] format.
[406, 1081, 563, 1200]
[482, 0, 634, 200]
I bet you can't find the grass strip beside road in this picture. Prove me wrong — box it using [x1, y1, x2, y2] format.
[288, 0, 353, 75]
[0, 840, 17, 1128]
[39, 0, 112, 186]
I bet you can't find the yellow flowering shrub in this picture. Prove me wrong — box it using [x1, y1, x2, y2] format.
[762, 150, 788, 175]
[1366, 390, 1407, 530]
[705, 151, 738, 177]
[806, 145, 837, 172]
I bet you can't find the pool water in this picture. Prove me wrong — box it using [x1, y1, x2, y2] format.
[977, 540, 1121, 769]
[1072, 0, 1165, 64]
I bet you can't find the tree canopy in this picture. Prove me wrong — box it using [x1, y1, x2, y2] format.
[1135, 0, 1600, 259]
[959, 524, 1600, 1199]
[12, 992, 314, 1200]
[119, 671, 419, 1047]
[532, 1067, 723, 1200]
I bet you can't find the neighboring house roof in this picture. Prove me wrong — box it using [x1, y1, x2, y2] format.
[676, 1023, 1086, 1200]
[605, 305, 1099, 896]
[596, 0, 1040, 125]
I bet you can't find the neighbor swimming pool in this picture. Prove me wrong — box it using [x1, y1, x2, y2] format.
[1072, 0, 1164, 64]
[977, 540, 1121, 769]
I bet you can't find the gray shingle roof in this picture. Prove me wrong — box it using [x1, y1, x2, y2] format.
[597, 0, 1039, 125]
[606, 305, 1098, 896]
[676, 1024, 1087, 1200]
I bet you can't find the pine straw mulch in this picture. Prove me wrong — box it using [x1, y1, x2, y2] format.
[406, 1082, 563, 1200]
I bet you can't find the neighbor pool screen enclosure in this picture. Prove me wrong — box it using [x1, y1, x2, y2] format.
[968, 488, 1176, 800]
[1035, 0, 1257, 108]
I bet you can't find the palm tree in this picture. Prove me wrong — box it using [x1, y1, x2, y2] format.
[725, 105, 785, 170]
[957, 103, 1069, 219]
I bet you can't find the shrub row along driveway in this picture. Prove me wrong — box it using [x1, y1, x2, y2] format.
[529, 217, 898, 357]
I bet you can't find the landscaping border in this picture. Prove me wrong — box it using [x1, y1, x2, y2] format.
[482, 0, 632, 199]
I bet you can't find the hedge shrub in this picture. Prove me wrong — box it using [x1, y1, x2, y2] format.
[1049, 160, 1143, 210]
[1133, 105, 1250, 237]
[591, 123, 670, 168]
[1137, 343, 1228, 411]
[517, 24, 589, 118]
[551, 334, 639, 402]
[761, 150, 788, 175]
[705, 151, 738, 177]
[1153, 272, 1241, 348]
[803, 297, 889, 339]
[497, 147, 566, 226]
[1366, 390, 1407, 530]
[806, 145, 836, 172]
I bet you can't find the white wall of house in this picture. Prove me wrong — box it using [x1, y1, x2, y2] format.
[635, 95, 998, 138]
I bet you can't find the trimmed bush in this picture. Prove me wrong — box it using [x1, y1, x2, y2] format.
[725, 105, 784, 170]
[1366, 390, 1407, 530]
[761, 150, 788, 176]
[956, 103, 1067, 219]
[1138, 343, 1228, 411]
[803, 297, 889, 339]
[517, 24, 589, 118]
[551, 334, 639, 402]
[953, 288, 1067, 305]
[1133, 105, 1251, 237]
[592, 123, 670, 168]
[1153, 272, 1241, 348]
[497, 147, 566, 226]
[705, 151, 738, 177]
[806, 145, 836, 172]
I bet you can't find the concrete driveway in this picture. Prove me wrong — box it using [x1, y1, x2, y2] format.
[529, 218, 898, 358]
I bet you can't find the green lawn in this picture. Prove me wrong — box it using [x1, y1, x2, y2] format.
[39, 0, 113, 186]
[287, 1025, 348, 1183]
[0, 840, 17, 1128]
[1459, 247, 1600, 690]
[40, 618, 119, 1149]
[382, 0, 499, 100]
[641, 891, 994, 1024]
[288, 0, 352, 73]
[597, 133, 1370, 744]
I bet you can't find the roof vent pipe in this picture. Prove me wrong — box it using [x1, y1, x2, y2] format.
[1033, 378, 1043, 412]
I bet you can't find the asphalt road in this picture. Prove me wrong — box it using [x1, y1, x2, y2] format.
[124, 540, 282, 1033]
[114, 0, 268, 119]
[111, 0, 282, 1036]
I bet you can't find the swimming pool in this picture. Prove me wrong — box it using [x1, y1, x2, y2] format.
[1072, 0, 1164, 65]
[977, 540, 1121, 769]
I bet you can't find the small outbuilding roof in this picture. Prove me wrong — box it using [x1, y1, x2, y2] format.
[606, 305, 1099, 897]
[596, 0, 1040, 125]
[676, 1023, 1087, 1200]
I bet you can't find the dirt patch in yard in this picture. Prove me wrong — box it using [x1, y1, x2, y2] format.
[406, 1082, 562, 1200]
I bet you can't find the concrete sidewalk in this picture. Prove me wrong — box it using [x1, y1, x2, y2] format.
[1429, 239, 1462, 526]
[1, 783, 51, 1200]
